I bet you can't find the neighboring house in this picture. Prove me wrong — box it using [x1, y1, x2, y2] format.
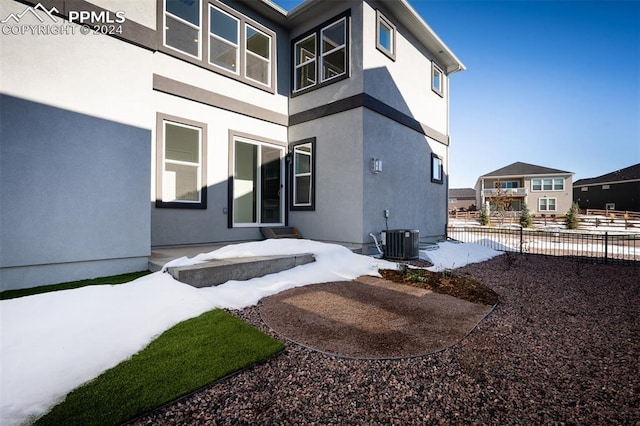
[475, 162, 574, 215]
[573, 163, 640, 212]
[449, 188, 477, 212]
[0, 0, 464, 290]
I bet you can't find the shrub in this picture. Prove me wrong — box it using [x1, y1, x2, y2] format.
[519, 203, 532, 228]
[565, 202, 580, 230]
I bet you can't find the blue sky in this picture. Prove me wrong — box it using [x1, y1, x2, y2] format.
[273, 0, 640, 188]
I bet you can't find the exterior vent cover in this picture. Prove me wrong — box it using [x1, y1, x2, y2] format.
[381, 229, 419, 260]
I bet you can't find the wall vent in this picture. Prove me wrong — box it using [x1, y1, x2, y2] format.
[381, 229, 419, 260]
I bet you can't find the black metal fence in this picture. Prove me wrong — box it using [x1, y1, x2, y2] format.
[447, 226, 640, 266]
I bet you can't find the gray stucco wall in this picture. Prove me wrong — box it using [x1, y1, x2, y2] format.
[288, 109, 365, 244]
[363, 108, 448, 247]
[0, 95, 151, 290]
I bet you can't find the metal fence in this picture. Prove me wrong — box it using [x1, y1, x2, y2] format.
[447, 226, 640, 266]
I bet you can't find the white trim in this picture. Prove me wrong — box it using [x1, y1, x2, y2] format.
[245, 24, 272, 87]
[208, 4, 240, 74]
[538, 197, 557, 212]
[320, 17, 347, 82]
[293, 143, 313, 207]
[294, 33, 317, 92]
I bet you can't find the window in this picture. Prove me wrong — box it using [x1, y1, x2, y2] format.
[164, 0, 201, 58]
[291, 139, 315, 210]
[376, 10, 396, 60]
[156, 114, 207, 209]
[581, 187, 588, 192]
[245, 25, 271, 85]
[496, 181, 519, 189]
[605, 203, 615, 210]
[432, 62, 444, 97]
[209, 5, 239, 72]
[294, 34, 317, 90]
[163, 1, 275, 92]
[538, 198, 557, 212]
[532, 177, 564, 191]
[431, 153, 443, 184]
[293, 13, 349, 93]
[602, 184, 610, 190]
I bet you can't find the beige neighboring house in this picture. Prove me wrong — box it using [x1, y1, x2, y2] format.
[475, 162, 574, 215]
[449, 188, 477, 212]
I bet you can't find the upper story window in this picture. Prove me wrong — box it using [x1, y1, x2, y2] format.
[293, 12, 350, 94]
[432, 62, 444, 97]
[376, 10, 396, 60]
[209, 5, 239, 72]
[495, 181, 519, 189]
[532, 178, 564, 191]
[165, 0, 202, 59]
[162, 0, 275, 92]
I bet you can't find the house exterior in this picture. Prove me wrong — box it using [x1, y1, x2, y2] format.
[475, 162, 574, 215]
[0, 0, 464, 291]
[449, 188, 476, 212]
[573, 163, 640, 212]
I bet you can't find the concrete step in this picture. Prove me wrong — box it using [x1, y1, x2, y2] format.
[165, 253, 315, 288]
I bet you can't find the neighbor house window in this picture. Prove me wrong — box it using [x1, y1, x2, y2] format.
[164, 0, 202, 58]
[581, 187, 588, 192]
[156, 114, 207, 209]
[291, 139, 316, 210]
[376, 10, 396, 60]
[162, 1, 275, 92]
[602, 184, 610, 190]
[538, 198, 556, 212]
[432, 62, 444, 97]
[431, 153, 443, 184]
[293, 13, 349, 93]
[532, 178, 564, 191]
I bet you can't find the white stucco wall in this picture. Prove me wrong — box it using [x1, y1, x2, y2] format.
[361, 0, 448, 135]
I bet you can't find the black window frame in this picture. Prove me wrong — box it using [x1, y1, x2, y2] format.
[431, 153, 443, 184]
[291, 10, 350, 96]
[289, 138, 316, 211]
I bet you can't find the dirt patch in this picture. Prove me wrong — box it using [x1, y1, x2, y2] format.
[379, 267, 499, 306]
[259, 276, 494, 359]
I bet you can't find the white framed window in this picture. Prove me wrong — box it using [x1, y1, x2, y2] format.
[432, 62, 444, 97]
[376, 10, 396, 60]
[602, 184, 610, 190]
[209, 5, 239, 73]
[581, 187, 588, 192]
[156, 114, 207, 209]
[164, 0, 202, 59]
[495, 181, 519, 189]
[294, 34, 317, 91]
[538, 198, 557, 212]
[162, 1, 275, 92]
[321, 17, 347, 81]
[245, 24, 271, 86]
[431, 153, 443, 184]
[291, 140, 315, 209]
[605, 203, 615, 210]
[532, 178, 564, 191]
[293, 13, 349, 94]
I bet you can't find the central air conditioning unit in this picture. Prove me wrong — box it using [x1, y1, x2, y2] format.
[381, 229, 419, 260]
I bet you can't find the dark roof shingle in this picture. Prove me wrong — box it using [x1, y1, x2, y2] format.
[481, 162, 572, 178]
[574, 163, 640, 186]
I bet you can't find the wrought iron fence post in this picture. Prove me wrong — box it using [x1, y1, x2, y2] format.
[520, 227, 523, 254]
[604, 231, 608, 265]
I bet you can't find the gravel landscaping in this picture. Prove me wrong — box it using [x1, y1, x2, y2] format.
[132, 255, 639, 425]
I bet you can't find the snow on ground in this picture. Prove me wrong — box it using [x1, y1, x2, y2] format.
[0, 239, 500, 426]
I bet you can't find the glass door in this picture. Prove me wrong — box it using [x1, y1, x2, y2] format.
[233, 138, 284, 226]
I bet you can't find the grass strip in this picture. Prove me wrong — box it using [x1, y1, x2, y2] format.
[35, 309, 284, 426]
[0, 271, 151, 300]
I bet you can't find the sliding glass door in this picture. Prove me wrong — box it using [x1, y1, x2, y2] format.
[233, 137, 284, 226]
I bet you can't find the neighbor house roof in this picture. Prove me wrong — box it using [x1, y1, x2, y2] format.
[253, 0, 465, 74]
[574, 163, 640, 187]
[449, 188, 476, 199]
[480, 162, 573, 178]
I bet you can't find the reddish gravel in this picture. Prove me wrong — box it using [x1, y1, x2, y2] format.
[131, 255, 639, 425]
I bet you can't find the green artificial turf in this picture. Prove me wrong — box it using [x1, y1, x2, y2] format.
[35, 309, 284, 426]
[0, 271, 151, 300]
